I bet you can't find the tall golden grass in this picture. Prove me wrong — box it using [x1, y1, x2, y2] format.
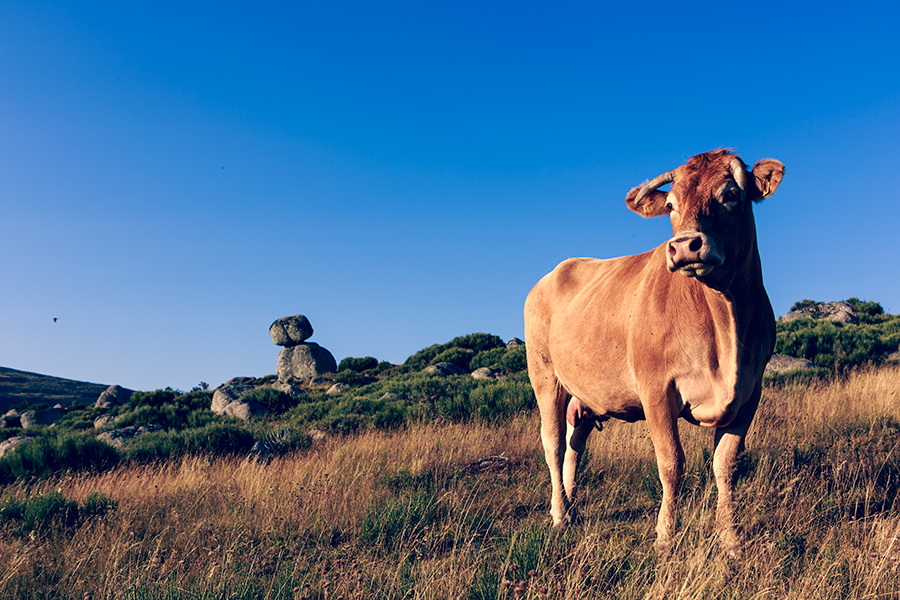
[1, 366, 898, 599]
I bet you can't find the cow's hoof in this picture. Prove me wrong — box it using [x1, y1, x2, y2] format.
[653, 539, 674, 557]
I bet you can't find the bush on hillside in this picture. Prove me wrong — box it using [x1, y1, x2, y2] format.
[240, 386, 297, 414]
[0, 432, 120, 484]
[404, 333, 504, 371]
[776, 298, 900, 373]
[339, 356, 379, 373]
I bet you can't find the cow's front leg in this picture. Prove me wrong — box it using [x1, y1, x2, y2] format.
[645, 389, 685, 554]
[713, 381, 762, 558]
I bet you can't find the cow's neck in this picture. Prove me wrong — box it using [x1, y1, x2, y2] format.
[694, 236, 768, 383]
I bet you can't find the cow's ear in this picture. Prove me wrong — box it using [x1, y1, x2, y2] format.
[750, 159, 785, 201]
[626, 186, 670, 218]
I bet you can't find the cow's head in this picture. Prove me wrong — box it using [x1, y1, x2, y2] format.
[625, 150, 784, 281]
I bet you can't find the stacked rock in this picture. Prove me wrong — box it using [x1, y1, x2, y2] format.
[271, 315, 337, 390]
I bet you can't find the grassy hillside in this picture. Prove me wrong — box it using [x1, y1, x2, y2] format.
[0, 365, 898, 599]
[0, 367, 109, 415]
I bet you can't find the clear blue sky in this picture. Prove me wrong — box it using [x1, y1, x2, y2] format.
[2, 1, 899, 392]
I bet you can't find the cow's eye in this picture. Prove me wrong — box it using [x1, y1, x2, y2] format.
[722, 190, 740, 210]
[666, 202, 674, 212]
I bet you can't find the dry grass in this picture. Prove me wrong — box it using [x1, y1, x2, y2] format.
[1, 366, 899, 599]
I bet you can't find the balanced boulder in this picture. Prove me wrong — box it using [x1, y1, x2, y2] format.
[277, 343, 337, 384]
[270, 315, 314, 346]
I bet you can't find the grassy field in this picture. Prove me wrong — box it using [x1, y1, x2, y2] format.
[1, 366, 898, 599]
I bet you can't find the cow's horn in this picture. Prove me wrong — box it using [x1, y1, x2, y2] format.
[634, 170, 675, 204]
[730, 157, 747, 192]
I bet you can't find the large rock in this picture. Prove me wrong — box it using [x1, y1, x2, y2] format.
[0, 435, 36, 458]
[270, 315, 314, 347]
[96, 384, 132, 410]
[211, 377, 257, 414]
[782, 301, 859, 325]
[506, 337, 525, 347]
[1, 410, 21, 429]
[277, 343, 337, 384]
[765, 354, 814, 374]
[20, 407, 66, 429]
[211, 377, 270, 421]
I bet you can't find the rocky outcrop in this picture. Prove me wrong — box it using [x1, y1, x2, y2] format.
[95, 385, 132, 409]
[506, 337, 525, 347]
[211, 377, 269, 421]
[277, 343, 337, 384]
[782, 301, 859, 325]
[0, 435, 36, 458]
[765, 354, 814, 374]
[93, 415, 118, 428]
[98, 425, 165, 448]
[1, 410, 21, 429]
[424, 362, 466, 376]
[269, 315, 314, 346]
[20, 406, 66, 429]
[471, 367, 502, 380]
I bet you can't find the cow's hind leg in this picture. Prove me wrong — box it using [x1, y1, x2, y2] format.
[713, 381, 762, 558]
[562, 397, 594, 520]
[528, 354, 574, 526]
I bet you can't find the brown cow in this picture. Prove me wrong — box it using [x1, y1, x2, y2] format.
[524, 150, 784, 556]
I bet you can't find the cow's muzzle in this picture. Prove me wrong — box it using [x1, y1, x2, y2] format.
[666, 231, 723, 277]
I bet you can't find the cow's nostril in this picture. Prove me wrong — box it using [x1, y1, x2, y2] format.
[688, 237, 703, 252]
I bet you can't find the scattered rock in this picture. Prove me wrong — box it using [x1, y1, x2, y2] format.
[765, 354, 814, 374]
[1, 410, 21, 429]
[506, 337, 525, 347]
[211, 377, 257, 414]
[95, 385, 133, 410]
[93, 415, 118, 429]
[273, 382, 306, 398]
[224, 401, 269, 421]
[211, 377, 270, 421]
[379, 392, 397, 401]
[468, 455, 510, 472]
[20, 407, 66, 429]
[249, 441, 276, 462]
[782, 301, 859, 325]
[326, 383, 349, 395]
[98, 425, 165, 448]
[308, 429, 327, 442]
[277, 343, 338, 384]
[269, 315, 314, 346]
[471, 367, 502, 380]
[424, 362, 466, 376]
[0, 435, 36, 458]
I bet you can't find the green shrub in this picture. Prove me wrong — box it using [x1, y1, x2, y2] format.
[431, 347, 475, 370]
[183, 423, 255, 456]
[0, 432, 120, 483]
[338, 356, 379, 373]
[240, 386, 297, 414]
[790, 299, 817, 312]
[776, 315, 899, 372]
[0, 489, 115, 536]
[404, 333, 504, 370]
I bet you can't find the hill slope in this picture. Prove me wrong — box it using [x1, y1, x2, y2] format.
[0, 366, 109, 414]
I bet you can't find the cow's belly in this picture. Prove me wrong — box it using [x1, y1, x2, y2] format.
[554, 363, 644, 422]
